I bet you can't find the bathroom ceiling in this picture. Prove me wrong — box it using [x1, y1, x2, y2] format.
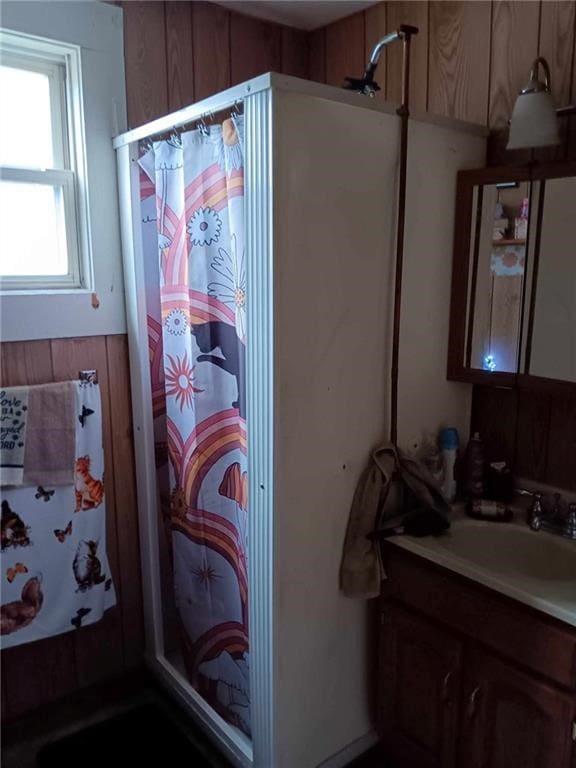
[209, 1, 379, 31]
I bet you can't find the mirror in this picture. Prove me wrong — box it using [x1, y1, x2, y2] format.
[447, 163, 576, 387]
[527, 175, 576, 383]
[468, 179, 531, 374]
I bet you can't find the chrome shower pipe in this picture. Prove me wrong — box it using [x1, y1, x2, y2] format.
[344, 24, 418, 98]
[368, 29, 404, 65]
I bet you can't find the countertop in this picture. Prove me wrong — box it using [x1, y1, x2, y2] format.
[386, 507, 576, 628]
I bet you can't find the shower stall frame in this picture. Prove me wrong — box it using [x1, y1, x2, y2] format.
[114, 72, 404, 768]
[114, 73, 281, 768]
[114, 72, 486, 768]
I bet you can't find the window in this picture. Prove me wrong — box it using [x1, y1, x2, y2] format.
[0, 30, 91, 291]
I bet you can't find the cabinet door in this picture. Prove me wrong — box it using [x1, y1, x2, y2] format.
[378, 602, 463, 768]
[460, 647, 576, 768]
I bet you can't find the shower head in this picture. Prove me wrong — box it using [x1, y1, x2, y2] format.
[344, 24, 419, 98]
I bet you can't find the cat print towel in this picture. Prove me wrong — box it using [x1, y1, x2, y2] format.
[0, 381, 116, 648]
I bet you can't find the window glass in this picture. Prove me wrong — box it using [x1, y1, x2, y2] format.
[0, 180, 68, 276]
[0, 64, 55, 169]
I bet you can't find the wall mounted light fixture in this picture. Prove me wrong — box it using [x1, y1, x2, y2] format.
[507, 57, 576, 149]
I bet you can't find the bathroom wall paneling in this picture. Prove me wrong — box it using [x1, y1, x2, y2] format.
[122, 0, 310, 128]
[488, 1, 540, 131]
[312, 0, 576, 160]
[0, 336, 142, 721]
[428, 0, 492, 125]
[165, 1, 195, 112]
[471, 386, 576, 492]
[386, 1, 428, 111]
[122, 1, 169, 130]
[325, 12, 365, 96]
[191, 1, 231, 103]
[230, 12, 282, 85]
[308, 28, 326, 84]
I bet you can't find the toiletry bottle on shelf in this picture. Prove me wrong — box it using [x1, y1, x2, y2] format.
[463, 432, 484, 498]
[439, 427, 459, 503]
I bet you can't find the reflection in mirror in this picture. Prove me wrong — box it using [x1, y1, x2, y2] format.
[529, 176, 576, 382]
[468, 181, 530, 373]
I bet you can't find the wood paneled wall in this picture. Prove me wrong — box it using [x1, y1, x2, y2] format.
[310, 0, 576, 161]
[471, 385, 576, 491]
[122, 0, 309, 128]
[0, 336, 142, 721]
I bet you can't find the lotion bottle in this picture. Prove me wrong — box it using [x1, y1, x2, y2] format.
[440, 427, 459, 503]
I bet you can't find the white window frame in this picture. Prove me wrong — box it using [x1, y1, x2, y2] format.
[0, 29, 93, 293]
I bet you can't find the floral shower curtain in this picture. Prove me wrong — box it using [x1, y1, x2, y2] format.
[138, 116, 249, 736]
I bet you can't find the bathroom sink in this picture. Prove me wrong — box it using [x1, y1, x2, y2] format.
[435, 519, 576, 582]
[388, 512, 576, 627]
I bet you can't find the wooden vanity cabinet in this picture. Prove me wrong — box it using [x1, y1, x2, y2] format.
[460, 647, 575, 768]
[379, 603, 462, 768]
[377, 545, 576, 768]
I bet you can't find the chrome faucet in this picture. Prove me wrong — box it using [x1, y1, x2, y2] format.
[516, 489, 576, 540]
[527, 492, 544, 531]
[565, 503, 576, 539]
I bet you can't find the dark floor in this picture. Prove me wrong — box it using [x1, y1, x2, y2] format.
[2, 671, 394, 768]
[36, 702, 214, 767]
[2, 671, 231, 768]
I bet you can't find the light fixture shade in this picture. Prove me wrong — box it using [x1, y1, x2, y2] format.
[507, 90, 560, 149]
[507, 58, 561, 150]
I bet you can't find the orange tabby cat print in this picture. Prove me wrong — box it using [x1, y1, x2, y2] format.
[74, 456, 104, 512]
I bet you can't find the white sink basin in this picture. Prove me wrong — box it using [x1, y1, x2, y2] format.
[389, 513, 576, 627]
[436, 519, 576, 582]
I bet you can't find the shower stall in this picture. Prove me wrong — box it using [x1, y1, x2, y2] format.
[114, 73, 485, 768]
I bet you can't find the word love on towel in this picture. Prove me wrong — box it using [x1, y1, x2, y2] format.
[0, 380, 116, 648]
[0, 388, 29, 486]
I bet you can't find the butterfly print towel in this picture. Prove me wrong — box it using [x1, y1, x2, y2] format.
[0, 381, 116, 647]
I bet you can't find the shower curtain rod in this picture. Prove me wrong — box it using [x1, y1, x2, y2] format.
[113, 73, 404, 150]
[113, 77, 261, 150]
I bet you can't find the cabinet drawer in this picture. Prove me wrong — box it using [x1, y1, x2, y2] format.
[381, 545, 576, 690]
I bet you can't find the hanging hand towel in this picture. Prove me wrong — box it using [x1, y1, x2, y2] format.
[23, 381, 76, 487]
[0, 380, 116, 648]
[0, 386, 30, 486]
[340, 442, 450, 599]
[0, 382, 76, 488]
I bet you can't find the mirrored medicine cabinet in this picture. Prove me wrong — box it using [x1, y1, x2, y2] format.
[447, 161, 576, 390]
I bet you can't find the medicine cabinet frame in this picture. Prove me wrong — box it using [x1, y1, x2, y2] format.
[447, 161, 576, 394]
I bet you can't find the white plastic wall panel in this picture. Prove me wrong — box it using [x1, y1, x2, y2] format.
[245, 87, 277, 768]
[271, 90, 399, 768]
[399, 119, 486, 452]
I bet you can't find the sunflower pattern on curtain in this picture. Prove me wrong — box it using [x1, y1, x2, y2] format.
[138, 116, 249, 736]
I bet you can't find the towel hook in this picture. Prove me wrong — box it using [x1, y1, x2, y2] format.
[78, 370, 98, 385]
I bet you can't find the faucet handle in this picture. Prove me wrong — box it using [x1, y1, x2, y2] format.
[515, 488, 536, 497]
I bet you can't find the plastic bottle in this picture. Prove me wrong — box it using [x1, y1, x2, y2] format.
[463, 432, 485, 499]
[439, 427, 459, 503]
